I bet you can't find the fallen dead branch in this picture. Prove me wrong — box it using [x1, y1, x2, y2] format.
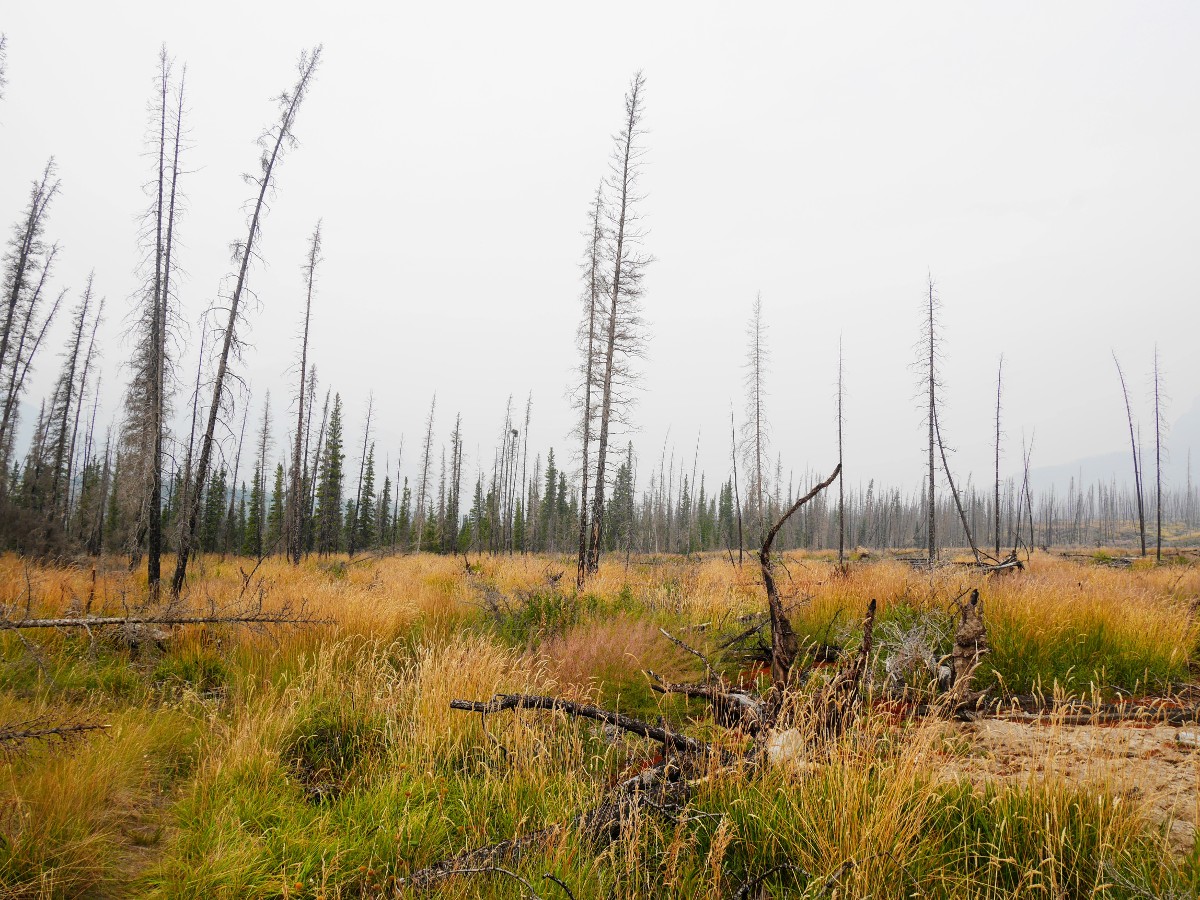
[449, 694, 715, 757]
[0, 610, 329, 630]
[0, 717, 110, 754]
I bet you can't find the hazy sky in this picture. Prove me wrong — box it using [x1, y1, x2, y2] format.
[3, 2, 1198, 497]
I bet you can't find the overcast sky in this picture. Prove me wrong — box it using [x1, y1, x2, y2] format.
[3, 2, 1198, 497]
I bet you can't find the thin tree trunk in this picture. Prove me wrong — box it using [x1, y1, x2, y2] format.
[994, 355, 1003, 559]
[290, 223, 320, 564]
[172, 47, 321, 596]
[1153, 346, 1163, 562]
[347, 395, 372, 557]
[1113, 353, 1146, 557]
[837, 335, 845, 566]
[926, 276, 937, 566]
[730, 406, 743, 566]
[587, 73, 645, 574]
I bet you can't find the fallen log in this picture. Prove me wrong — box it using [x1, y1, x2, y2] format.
[0, 610, 332, 631]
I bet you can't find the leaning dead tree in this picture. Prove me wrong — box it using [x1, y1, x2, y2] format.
[1113, 352, 1147, 557]
[0, 159, 60, 480]
[172, 46, 321, 596]
[760, 464, 842, 689]
[288, 221, 321, 564]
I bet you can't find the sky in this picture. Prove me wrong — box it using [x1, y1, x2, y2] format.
[3, 2, 1198, 498]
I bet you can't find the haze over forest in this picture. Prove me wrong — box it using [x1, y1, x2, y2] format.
[2, 2, 1198, 515]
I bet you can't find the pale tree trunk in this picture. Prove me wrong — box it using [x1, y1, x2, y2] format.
[415, 394, 435, 552]
[588, 72, 647, 574]
[1153, 346, 1164, 562]
[994, 355, 1003, 559]
[576, 185, 603, 584]
[837, 336, 845, 566]
[290, 224, 320, 564]
[924, 276, 938, 566]
[172, 47, 321, 596]
[1113, 353, 1146, 557]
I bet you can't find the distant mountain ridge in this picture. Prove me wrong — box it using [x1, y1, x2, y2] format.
[1029, 396, 1200, 494]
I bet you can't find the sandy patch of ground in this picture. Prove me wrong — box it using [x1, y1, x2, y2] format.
[944, 718, 1200, 851]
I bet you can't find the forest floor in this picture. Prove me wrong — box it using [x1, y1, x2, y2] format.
[1, 549, 1199, 898]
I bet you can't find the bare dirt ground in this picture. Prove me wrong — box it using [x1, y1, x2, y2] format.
[944, 717, 1200, 851]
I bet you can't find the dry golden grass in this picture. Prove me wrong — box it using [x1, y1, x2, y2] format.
[1, 549, 1198, 897]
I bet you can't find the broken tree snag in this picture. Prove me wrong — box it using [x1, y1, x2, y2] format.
[815, 597, 877, 739]
[945, 589, 988, 706]
[449, 694, 714, 756]
[759, 464, 841, 690]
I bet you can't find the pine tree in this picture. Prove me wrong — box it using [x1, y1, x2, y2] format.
[314, 393, 344, 554]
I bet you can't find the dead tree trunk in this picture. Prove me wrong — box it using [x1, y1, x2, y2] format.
[172, 46, 321, 596]
[1153, 346, 1164, 562]
[587, 72, 648, 574]
[730, 406, 743, 566]
[994, 355, 1003, 559]
[575, 185, 603, 587]
[1113, 353, 1146, 557]
[837, 336, 845, 566]
[759, 464, 841, 690]
[289, 222, 321, 564]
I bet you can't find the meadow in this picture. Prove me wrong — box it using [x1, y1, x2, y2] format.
[2, 550, 1199, 898]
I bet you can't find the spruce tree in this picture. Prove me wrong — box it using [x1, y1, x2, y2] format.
[201, 467, 227, 552]
[314, 393, 344, 554]
[242, 466, 264, 557]
[354, 443, 376, 551]
[267, 462, 285, 552]
[396, 477, 411, 550]
[539, 449, 558, 550]
[377, 474, 392, 549]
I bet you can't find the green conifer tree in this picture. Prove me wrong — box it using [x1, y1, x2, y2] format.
[267, 462, 285, 553]
[243, 466, 264, 557]
[314, 394, 344, 554]
[201, 467, 227, 552]
[354, 443, 376, 551]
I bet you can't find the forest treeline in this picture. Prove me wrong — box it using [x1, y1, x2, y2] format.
[1, 41, 1195, 583]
